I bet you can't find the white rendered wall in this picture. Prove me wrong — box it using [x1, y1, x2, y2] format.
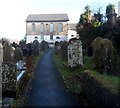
[118, 1, 120, 16]
[67, 30, 77, 41]
[26, 35, 67, 44]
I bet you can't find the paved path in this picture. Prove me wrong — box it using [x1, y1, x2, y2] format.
[26, 49, 79, 106]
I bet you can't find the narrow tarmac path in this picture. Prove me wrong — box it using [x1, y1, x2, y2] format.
[26, 49, 79, 106]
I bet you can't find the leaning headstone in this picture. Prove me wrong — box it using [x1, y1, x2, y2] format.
[68, 38, 83, 68]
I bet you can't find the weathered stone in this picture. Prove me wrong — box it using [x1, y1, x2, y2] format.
[13, 47, 23, 63]
[40, 41, 49, 51]
[0, 44, 3, 101]
[92, 37, 118, 75]
[2, 63, 17, 98]
[3, 42, 12, 62]
[68, 38, 83, 68]
[60, 41, 68, 60]
[32, 40, 40, 56]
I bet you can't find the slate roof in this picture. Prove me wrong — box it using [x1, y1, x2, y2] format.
[26, 14, 69, 22]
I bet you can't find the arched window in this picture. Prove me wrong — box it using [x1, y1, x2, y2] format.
[50, 23, 54, 32]
[32, 23, 35, 32]
[40, 23, 44, 32]
[58, 23, 63, 32]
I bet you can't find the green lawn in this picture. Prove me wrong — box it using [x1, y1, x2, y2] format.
[54, 54, 119, 95]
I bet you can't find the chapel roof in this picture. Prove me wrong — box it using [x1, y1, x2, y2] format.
[26, 13, 69, 22]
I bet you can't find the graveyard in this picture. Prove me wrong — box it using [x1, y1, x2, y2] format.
[0, 3, 120, 108]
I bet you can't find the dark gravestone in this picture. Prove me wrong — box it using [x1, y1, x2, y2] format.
[3, 42, 12, 62]
[60, 41, 68, 61]
[13, 47, 23, 63]
[40, 41, 49, 51]
[32, 40, 39, 56]
[92, 38, 118, 75]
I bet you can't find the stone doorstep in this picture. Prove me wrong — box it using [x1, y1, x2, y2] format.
[3, 98, 13, 108]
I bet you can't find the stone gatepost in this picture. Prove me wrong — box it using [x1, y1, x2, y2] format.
[0, 44, 3, 107]
[68, 38, 83, 68]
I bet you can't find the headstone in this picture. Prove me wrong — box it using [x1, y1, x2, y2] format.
[3, 42, 12, 62]
[0, 44, 3, 106]
[40, 41, 49, 51]
[13, 47, 23, 63]
[68, 38, 83, 68]
[2, 63, 17, 98]
[55, 41, 59, 55]
[92, 38, 118, 75]
[32, 40, 39, 56]
[60, 41, 68, 60]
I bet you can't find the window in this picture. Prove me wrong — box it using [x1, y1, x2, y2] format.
[32, 23, 35, 32]
[40, 23, 44, 32]
[56, 37, 60, 39]
[50, 23, 54, 32]
[58, 23, 63, 32]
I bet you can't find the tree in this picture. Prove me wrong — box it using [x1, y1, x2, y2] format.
[0, 38, 9, 45]
[77, 6, 103, 50]
[106, 4, 117, 23]
[80, 5, 92, 24]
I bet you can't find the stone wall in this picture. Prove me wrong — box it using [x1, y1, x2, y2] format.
[79, 70, 119, 107]
[68, 38, 83, 68]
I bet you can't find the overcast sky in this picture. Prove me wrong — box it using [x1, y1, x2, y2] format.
[0, 0, 119, 40]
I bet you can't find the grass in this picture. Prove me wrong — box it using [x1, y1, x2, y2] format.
[54, 54, 119, 95]
[54, 55, 82, 94]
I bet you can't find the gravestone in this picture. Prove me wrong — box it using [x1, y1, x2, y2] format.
[3, 42, 12, 62]
[0, 44, 3, 104]
[32, 40, 40, 56]
[40, 41, 49, 51]
[13, 47, 23, 63]
[2, 63, 17, 98]
[68, 38, 83, 68]
[92, 38, 118, 75]
[60, 41, 68, 60]
[26, 43, 33, 73]
[54, 41, 59, 55]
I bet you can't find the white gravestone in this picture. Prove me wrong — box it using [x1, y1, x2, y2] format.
[68, 38, 83, 67]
